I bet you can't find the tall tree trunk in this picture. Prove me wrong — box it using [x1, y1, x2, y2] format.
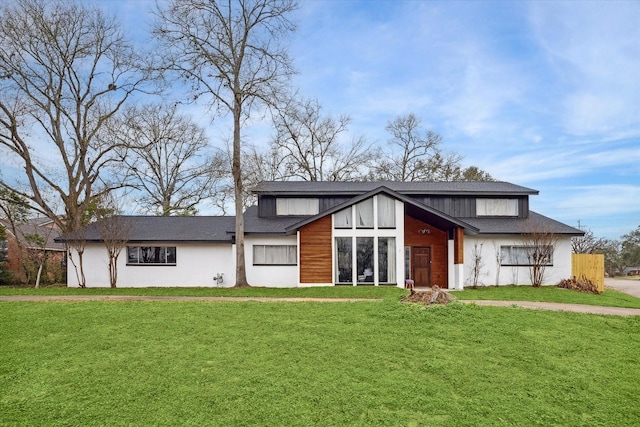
[233, 99, 249, 287]
[35, 262, 43, 288]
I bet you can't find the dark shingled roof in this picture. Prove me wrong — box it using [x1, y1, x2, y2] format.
[58, 216, 237, 243]
[252, 181, 538, 196]
[463, 211, 583, 235]
[243, 206, 301, 234]
[56, 181, 581, 242]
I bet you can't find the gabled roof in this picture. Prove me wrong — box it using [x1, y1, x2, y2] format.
[252, 181, 538, 197]
[284, 186, 480, 234]
[1, 218, 65, 251]
[57, 216, 237, 243]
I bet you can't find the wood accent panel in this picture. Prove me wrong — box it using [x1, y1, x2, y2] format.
[404, 215, 448, 288]
[454, 227, 464, 264]
[299, 216, 333, 283]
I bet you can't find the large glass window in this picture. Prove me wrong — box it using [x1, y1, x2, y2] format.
[476, 199, 518, 216]
[334, 207, 352, 228]
[377, 195, 396, 228]
[500, 246, 553, 266]
[276, 198, 319, 216]
[378, 238, 396, 284]
[355, 198, 374, 228]
[356, 237, 374, 284]
[253, 245, 297, 265]
[336, 237, 352, 284]
[127, 246, 176, 265]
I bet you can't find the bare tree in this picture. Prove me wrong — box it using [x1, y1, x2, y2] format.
[154, 0, 298, 287]
[467, 242, 485, 288]
[96, 197, 132, 288]
[21, 224, 57, 288]
[215, 143, 293, 213]
[112, 103, 226, 216]
[370, 113, 492, 182]
[272, 97, 374, 181]
[0, 0, 153, 234]
[521, 226, 558, 287]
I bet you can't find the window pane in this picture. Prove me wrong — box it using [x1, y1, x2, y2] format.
[356, 237, 374, 283]
[336, 237, 352, 283]
[128, 246, 176, 265]
[334, 207, 352, 228]
[355, 198, 374, 228]
[477, 199, 518, 216]
[127, 247, 139, 264]
[378, 238, 396, 283]
[253, 245, 297, 265]
[276, 198, 319, 215]
[500, 245, 553, 266]
[166, 247, 176, 264]
[377, 195, 396, 228]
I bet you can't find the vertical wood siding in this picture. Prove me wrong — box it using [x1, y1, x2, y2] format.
[454, 227, 464, 264]
[404, 215, 448, 287]
[299, 216, 333, 283]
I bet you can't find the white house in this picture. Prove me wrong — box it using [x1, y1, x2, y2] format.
[59, 181, 583, 289]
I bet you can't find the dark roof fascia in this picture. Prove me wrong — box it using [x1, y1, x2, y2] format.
[252, 181, 539, 197]
[285, 185, 479, 234]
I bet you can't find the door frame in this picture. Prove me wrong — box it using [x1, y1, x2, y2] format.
[411, 246, 432, 287]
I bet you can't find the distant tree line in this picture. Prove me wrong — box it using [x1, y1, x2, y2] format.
[0, 0, 492, 286]
[572, 225, 640, 277]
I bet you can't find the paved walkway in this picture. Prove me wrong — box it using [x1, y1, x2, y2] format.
[605, 277, 640, 298]
[2, 278, 639, 316]
[464, 300, 640, 317]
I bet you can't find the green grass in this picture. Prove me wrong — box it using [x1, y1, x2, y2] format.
[1, 300, 639, 426]
[0, 285, 406, 299]
[3, 284, 640, 309]
[451, 285, 640, 309]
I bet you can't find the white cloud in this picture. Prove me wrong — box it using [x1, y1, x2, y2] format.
[529, 1, 640, 136]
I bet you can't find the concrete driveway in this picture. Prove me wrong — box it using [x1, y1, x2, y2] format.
[605, 277, 640, 298]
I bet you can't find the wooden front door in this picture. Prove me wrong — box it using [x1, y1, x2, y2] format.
[412, 247, 431, 287]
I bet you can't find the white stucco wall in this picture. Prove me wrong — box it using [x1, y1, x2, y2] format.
[462, 235, 573, 288]
[244, 235, 299, 287]
[67, 243, 235, 287]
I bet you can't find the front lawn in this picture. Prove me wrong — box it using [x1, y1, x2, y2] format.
[1, 300, 639, 426]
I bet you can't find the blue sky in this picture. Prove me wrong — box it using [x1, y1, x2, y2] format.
[7, 0, 640, 240]
[281, 0, 640, 240]
[106, 0, 639, 239]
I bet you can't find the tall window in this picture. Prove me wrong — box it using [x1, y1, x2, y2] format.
[377, 194, 396, 228]
[276, 198, 319, 215]
[355, 198, 374, 228]
[127, 247, 176, 265]
[253, 245, 297, 265]
[378, 238, 396, 283]
[336, 237, 352, 284]
[356, 237, 374, 284]
[476, 199, 518, 216]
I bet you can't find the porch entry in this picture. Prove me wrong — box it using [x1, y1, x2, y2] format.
[411, 246, 432, 287]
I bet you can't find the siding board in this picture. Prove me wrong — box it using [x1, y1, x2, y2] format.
[299, 216, 332, 283]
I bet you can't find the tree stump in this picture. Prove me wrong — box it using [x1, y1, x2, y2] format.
[401, 285, 456, 305]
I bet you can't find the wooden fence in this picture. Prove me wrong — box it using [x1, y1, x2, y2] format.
[572, 254, 605, 293]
